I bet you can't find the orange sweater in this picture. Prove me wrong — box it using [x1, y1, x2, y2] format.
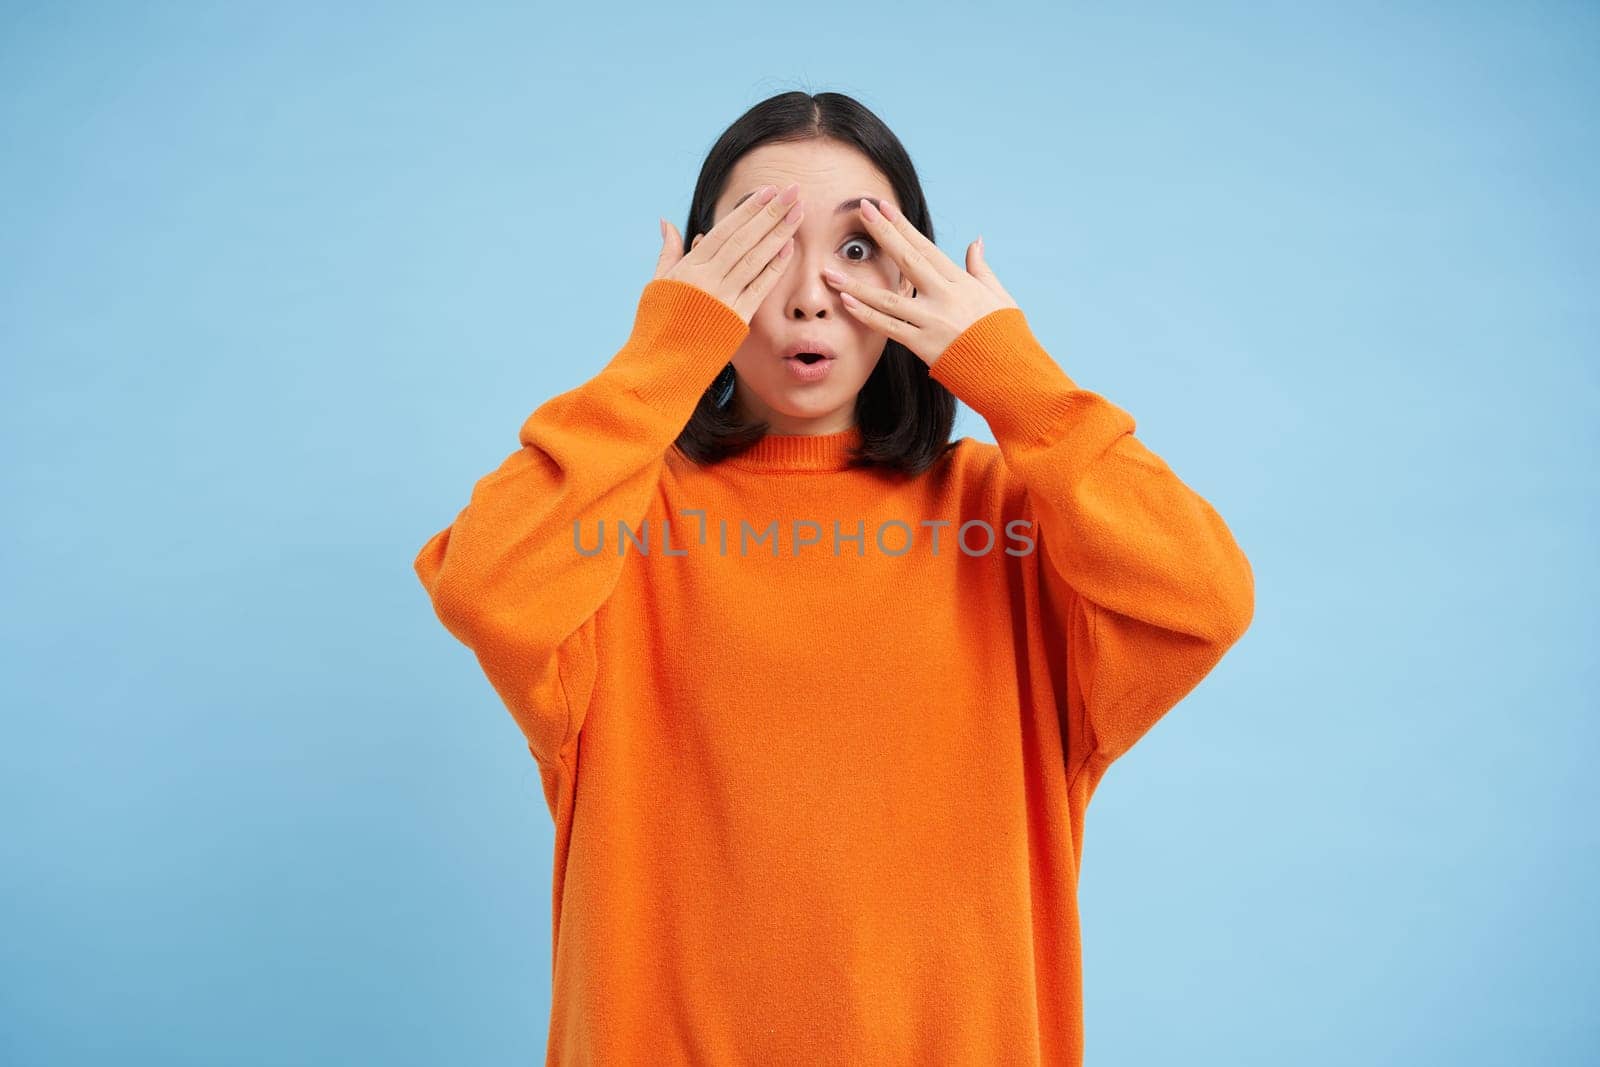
[414, 278, 1255, 1066]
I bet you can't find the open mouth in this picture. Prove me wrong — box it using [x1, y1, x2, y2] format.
[782, 349, 836, 381]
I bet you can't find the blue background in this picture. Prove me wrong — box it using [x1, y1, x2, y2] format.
[4, 2, 1595, 1064]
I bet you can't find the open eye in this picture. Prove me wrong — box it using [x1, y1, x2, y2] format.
[840, 234, 878, 264]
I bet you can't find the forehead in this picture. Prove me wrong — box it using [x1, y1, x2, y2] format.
[716, 139, 893, 210]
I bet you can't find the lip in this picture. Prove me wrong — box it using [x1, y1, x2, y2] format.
[783, 354, 834, 383]
[779, 340, 839, 361]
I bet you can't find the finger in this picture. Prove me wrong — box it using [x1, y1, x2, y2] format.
[693, 184, 779, 263]
[726, 205, 802, 295]
[732, 237, 796, 320]
[654, 219, 683, 280]
[966, 238, 1018, 307]
[858, 199, 964, 289]
[836, 285, 917, 348]
[823, 272, 928, 331]
[712, 184, 802, 282]
[965, 238, 1000, 296]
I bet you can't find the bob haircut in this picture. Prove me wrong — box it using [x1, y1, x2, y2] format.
[671, 91, 960, 478]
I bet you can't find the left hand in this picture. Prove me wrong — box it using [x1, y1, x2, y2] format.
[822, 198, 1019, 367]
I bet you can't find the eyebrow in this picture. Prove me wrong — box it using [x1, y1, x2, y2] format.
[731, 190, 888, 216]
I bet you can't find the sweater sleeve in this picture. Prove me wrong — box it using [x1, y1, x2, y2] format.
[927, 307, 1256, 784]
[413, 279, 748, 768]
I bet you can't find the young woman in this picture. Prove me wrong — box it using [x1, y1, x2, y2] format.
[415, 91, 1254, 1066]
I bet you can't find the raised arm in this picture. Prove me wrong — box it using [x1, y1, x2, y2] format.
[414, 279, 747, 767]
[929, 308, 1256, 783]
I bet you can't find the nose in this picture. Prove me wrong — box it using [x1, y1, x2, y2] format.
[782, 229, 837, 320]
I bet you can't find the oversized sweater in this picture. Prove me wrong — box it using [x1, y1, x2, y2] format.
[414, 278, 1255, 1066]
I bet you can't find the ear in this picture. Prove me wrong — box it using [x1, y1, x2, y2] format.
[899, 273, 916, 299]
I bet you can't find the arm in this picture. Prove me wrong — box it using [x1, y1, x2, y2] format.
[414, 279, 747, 767]
[928, 308, 1256, 782]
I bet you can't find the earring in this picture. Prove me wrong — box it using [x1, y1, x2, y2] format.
[712, 363, 735, 408]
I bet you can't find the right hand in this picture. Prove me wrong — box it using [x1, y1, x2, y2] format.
[654, 182, 804, 325]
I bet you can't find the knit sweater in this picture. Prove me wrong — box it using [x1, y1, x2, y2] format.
[414, 278, 1255, 1066]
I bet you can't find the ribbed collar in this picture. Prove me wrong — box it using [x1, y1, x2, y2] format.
[719, 425, 867, 473]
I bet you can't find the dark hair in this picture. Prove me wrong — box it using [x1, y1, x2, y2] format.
[671, 91, 959, 477]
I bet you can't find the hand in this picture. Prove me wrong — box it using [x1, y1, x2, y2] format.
[654, 182, 805, 326]
[820, 199, 1018, 367]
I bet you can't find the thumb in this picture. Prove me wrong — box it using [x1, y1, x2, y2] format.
[655, 217, 684, 279]
[967, 236, 1000, 292]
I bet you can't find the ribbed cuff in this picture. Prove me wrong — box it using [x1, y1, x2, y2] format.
[926, 307, 1090, 446]
[606, 279, 749, 421]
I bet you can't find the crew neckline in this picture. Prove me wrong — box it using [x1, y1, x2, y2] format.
[718, 425, 867, 473]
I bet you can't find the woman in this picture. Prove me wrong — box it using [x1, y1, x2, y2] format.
[414, 90, 1254, 1066]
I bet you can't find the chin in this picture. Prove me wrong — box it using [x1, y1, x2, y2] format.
[764, 397, 842, 422]
[732, 355, 871, 422]
[770, 374, 857, 406]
